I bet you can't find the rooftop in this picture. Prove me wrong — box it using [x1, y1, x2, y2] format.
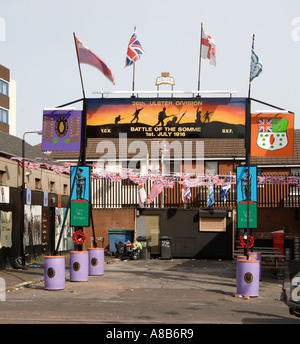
[40, 129, 300, 167]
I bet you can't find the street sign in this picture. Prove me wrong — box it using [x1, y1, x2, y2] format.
[237, 166, 257, 229]
[70, 166, 90, 227]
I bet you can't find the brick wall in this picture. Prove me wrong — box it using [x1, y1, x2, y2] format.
[83, 208, 136, 250]
[255, 207, 300, 239]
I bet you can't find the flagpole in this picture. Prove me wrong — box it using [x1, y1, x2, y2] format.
[248, 34, 255, 99]
[132, 26, 137, 97]
[245, 98, 251, 258]
[245, 35, 255, 257]
[132, 61, 135, 94]
[73, 32, 86, 99]
[197, 22, 203, 93]
[73, 32, 88, 251]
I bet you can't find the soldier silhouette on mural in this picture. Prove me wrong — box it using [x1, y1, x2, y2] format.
[76, 168, 86, 200]
[203, 110, 213, 123]
[195, 107, 202, 125]
[241, 168, 252, 201]
[167, 110, 187, 127]
[153, 107, 173, 127]
[167, 116, 178, 126]
[131, 108, 143, 123]
[114, 115, 123, 124]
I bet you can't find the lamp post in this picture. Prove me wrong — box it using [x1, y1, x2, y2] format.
[20, 130, 42, 267]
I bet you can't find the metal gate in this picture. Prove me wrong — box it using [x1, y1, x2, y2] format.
[136, 214, 160, 255]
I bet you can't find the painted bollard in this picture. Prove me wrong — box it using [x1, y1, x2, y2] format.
[236, 259, 260, 297]
[88, 248, 104, 276]
[236, 256, 247, 286]
[44, 256, 65, 290]
[70, 251, 89, 282]
[248, 252, 262, 280]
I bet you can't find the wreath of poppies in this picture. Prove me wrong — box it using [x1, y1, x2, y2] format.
[72, 230, 86, 245]
[239, 234, 254, 248]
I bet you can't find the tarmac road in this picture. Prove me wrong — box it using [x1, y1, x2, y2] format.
[0, 258, 299, 327]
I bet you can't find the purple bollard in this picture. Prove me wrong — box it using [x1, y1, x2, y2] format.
[236, 259, 260, 297]
[70, 251, 89, 282]
[236, 256, 247, 287]
[248, 252, 262, 280]
[44, 256, 65, 290]
[88, 248, 104, 276]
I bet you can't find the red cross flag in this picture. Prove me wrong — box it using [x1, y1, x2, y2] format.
[201, 27, 216, 66]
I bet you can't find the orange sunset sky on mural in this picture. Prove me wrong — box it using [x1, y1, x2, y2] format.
[87, 102, 245, 127]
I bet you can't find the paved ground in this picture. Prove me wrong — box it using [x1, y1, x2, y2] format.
[0, 257, 299, 327]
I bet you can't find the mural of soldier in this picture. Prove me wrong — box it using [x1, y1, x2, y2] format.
[76, 168, 86, 200]
[114, 115, 123, 124]
[131, 107, 143, 123]
[241, 168, 252, 201]
[154, 107, 173, 127]
[195, 107, 202, 125]
[203, 111, 213, 123]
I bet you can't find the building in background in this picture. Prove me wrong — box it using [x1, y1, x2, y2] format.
[0, 64, 16, 136]
[0, 64, 73, 267]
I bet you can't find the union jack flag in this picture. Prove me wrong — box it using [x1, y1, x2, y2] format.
[287, 176, 300, 185]
[35, 157, 49, 162]
[257, 176, 266, 184]
[28, 162, 41, 170]
[161, 178, 175, 188]
[51, 165, 65, 174]
[181, 184, 191, 203]
[131, 176, 147, 185]
[149, 174, 164, 183]
[108, 175, 121, 182]
[258, 118, 273, 132]
[125, 29, 145, 67]
[174, 172, 190, 180]
[10, 157, 24, 166]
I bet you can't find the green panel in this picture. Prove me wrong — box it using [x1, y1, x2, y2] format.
[70, 200, 89, 227]
[237, 203, 257, 229]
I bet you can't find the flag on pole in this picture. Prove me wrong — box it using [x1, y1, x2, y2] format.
[207, 183, 215, 209]
[145, 182, 164, 204]
[220, 172, 232, 202]
[250, 48, 263, 81]
[74, 35, 115, 85]
[138, 183, 147, 208]
[125, 28, 145, 67]
[201, 27, 216, 66]
[181, 184, 191, 203]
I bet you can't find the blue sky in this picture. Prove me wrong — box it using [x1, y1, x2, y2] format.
[1, 0, 300, 145]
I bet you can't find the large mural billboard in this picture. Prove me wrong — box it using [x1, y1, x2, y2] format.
[86, 97, 246, 139]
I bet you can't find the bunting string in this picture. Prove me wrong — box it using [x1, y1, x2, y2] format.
[9, 157, 300, 187]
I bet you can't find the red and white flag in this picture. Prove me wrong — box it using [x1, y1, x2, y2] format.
[201, 27, 216, 66]
[74, 35, 115, 85]
[145, 182, 164, 204]
[138, 183, 147, 208]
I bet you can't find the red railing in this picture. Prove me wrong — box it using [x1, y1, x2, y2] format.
[91, 175, 300, 209]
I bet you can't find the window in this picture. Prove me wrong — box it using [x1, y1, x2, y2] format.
[291, 168, 300, 175]
[63, 184, 68, 195]
[0, 80, 8, 96]
[50, 181, 55, 192]
[35, 178, 42, 190]
[0, 171, 5, 184]
[199, 217, 226, 232]
[122, 160, 141, 171]
[205, 161, 218, 175]
[0, 108, 8, 124]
